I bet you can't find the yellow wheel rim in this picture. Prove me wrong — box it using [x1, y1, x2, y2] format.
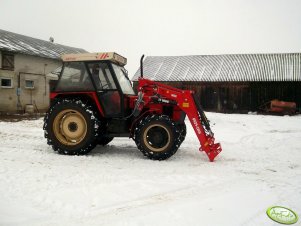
[53, 109, 87, 146]
[143, 123, 171, 152]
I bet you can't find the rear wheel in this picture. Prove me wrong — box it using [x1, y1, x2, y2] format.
[134, 115, 181, 160]
[43, 99, 99, 155]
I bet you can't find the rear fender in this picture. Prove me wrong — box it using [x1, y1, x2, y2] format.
[50, 92, 105, 117]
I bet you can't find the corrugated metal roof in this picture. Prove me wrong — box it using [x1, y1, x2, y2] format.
[0, 29, 87, 59]
[132, 53, 301, 82]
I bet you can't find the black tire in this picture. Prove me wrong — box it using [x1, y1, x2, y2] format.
[43, 98, 99, 155]
[134, 115, 181, 160]
[97, 137, 114, 146]
[177, 123, 187, 144]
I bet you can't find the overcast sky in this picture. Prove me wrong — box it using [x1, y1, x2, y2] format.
[1, 0, 301, 77]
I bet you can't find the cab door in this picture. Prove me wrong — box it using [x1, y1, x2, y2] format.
[87, 62, 122, 117]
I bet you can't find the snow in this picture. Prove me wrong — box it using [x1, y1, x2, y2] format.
[0, 113, 300, 226]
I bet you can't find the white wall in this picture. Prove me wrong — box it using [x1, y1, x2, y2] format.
[0, 52, 61, 113]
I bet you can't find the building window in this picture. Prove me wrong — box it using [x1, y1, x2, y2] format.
[1, 78, 13, 88]
[1, 53, 14, 70]
[25, 80, 34, 89]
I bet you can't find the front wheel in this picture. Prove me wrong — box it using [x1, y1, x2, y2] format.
[134, 115, 181, 160]
[177, 123, 186, 144]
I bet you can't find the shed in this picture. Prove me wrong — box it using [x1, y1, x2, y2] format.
[0, 29, 87, 113]
[132, 53, 301, 113]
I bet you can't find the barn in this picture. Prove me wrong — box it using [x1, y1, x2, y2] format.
[0, 29, 87, 114]
[132, 53, 301, 113]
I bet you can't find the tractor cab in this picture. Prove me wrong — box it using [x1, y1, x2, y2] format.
[53, 52, 135, 118]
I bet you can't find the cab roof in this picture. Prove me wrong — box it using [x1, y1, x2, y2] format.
[61, 52, 127, 66]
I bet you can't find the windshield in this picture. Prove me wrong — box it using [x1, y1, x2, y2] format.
[112, 64, 135, 95]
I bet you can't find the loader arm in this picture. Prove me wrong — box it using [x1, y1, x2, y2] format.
[138, 78, 222, 162]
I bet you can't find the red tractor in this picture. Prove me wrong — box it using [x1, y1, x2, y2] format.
[44, 52, 222, 161]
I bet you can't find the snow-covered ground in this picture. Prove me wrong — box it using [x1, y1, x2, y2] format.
[0, 113, 300, 226]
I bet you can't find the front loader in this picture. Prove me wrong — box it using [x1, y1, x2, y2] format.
[44, 53, 222, 161]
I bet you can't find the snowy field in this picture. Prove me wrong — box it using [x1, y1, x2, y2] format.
[0, 113, 300, 226]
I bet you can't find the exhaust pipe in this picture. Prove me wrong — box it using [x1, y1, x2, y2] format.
[140, 54, 144, 78]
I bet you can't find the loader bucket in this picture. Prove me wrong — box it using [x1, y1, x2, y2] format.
[201, 142, 222, 162]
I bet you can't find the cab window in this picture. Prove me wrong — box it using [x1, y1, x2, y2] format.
[88, 63, 116, 90]
[56, 62, 94, 91]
